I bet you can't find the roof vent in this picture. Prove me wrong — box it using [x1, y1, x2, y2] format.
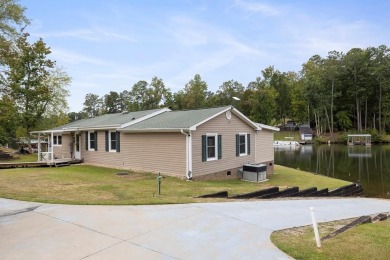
[121, 111, 129, 114]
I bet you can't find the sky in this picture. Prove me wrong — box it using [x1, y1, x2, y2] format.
[20, 0, 390, 112]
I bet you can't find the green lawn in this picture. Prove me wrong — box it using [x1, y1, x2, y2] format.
[274, 131, 301, 141]
[9, 153, 38, 162]
[0, 164, 350, 205]
[271, 218, 390, 260]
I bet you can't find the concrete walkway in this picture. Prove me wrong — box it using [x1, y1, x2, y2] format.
[1, 198, 390, 260]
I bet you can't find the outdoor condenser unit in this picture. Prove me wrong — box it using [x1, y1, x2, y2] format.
[242, 163, 267, 182]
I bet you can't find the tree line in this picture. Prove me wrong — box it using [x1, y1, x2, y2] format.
[74, 44, 390, 140]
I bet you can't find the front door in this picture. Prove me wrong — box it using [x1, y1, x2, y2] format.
[75, 133, 81, 160]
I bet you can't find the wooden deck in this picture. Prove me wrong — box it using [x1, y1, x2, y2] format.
[0, 159, 83, 169]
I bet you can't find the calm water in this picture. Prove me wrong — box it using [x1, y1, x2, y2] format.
[274, 144, 390, 199]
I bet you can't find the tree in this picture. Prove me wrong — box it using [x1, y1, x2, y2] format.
[0, 94, 17, 145]
[181, 74, 208, 109]
[0, 0, 29, 40]
[369, 45, 390, 134]
[83, 93, 102, 117]
[323, 51, 342, 139]
[247, 75, 277, 124]
[0, 0, 29, 87]
[343, 48, 371, 132]
[43, 67, 71, 116]
[215, 80, 244, 107]
[3, 33, 70, 145]
[130, 80, 148, 111]
[103, 91, 120, 113]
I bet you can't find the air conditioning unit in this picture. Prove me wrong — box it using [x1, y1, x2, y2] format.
[242, 163, 267, 182]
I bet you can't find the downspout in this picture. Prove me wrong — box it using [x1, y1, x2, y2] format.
[254, 130, 257, 163]
[180, 129, 192, 179]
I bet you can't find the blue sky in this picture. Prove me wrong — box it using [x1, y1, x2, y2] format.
[21, 0, 390, 112]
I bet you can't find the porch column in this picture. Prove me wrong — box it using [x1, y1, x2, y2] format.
[51, 132, 54, 162]
[37, 133, 41, 162]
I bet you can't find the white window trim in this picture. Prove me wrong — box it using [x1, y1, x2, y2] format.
[239, 132, 247, 156]
[206, 133, 218, 161]
[108, 131, 117, 152]
[88, 131, 95, 151]
[53, 135, 62, 146]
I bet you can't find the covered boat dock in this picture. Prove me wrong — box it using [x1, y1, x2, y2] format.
[347, 134, 371, 146]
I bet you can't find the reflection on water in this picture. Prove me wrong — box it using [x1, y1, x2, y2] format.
[274, 144, 390, 199]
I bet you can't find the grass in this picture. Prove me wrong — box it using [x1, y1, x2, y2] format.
[0, 164, 350, 205]
[274, 131, 301, 141]
[9, 153, 38, 162]
[271, 218, 390, 260]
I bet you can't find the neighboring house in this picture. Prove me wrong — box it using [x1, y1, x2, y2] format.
[299, 124, 313, 141]
[33, 106, 279, 180]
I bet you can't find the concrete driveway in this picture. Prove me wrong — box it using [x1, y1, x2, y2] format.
[1, 197, 390, 259]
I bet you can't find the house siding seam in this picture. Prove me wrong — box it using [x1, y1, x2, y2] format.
[81, 132, 186, 176]
[192, 112, 256, 178]
[53, 134, 72, 159]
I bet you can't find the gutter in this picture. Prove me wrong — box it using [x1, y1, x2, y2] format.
[180, 129, 192, 180]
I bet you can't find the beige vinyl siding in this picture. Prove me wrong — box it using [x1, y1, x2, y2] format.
[53, 134, 72, 158]
[255, 129, 274, 163]
[81, 132, 186, 176]
[192, 112, 255, 177]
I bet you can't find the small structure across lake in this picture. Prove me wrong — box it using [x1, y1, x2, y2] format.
[347, 134, 371, 146]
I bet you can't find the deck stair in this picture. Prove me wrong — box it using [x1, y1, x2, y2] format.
[54, 161, 70, 167]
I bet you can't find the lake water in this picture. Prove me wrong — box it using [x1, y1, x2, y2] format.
[274, 144, 390, 199]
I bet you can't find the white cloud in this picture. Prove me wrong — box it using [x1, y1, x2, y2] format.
[50, 48, 109, 66]
[34, 27, 136, 43]
[232, 0, 280, 16]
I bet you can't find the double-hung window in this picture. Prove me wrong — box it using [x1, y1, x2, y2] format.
[202, 134, 222, 161]
[105, 131, 120, 152]
[236, 133, 250, 156]
[110, 131, 117, 151]
[53, 135, 62, 146]
[87, 131, 97, 151]
[207, 134, 217, 160]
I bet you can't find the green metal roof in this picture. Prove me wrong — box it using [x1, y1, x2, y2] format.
[121, 106, 231, 131]
[50, 109, 162, 130]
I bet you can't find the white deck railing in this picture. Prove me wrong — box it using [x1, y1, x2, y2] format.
[40, 152, 53, 162]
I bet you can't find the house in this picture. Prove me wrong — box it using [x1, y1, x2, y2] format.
[299, 124, 313, 141]
[32, 106, 279, 180]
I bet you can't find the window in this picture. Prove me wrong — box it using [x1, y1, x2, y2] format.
[53, 135, 62, 146]
[239, 134, 247, 155]
[105, 131, 120, 152]
[88, 131, 96, 151]
[207, 135, 216, 160]
[236, 133, 250, 156]
[202, 134, 222, 162]
[75, 134, 80, 152]
[110, 131, 117, 151]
